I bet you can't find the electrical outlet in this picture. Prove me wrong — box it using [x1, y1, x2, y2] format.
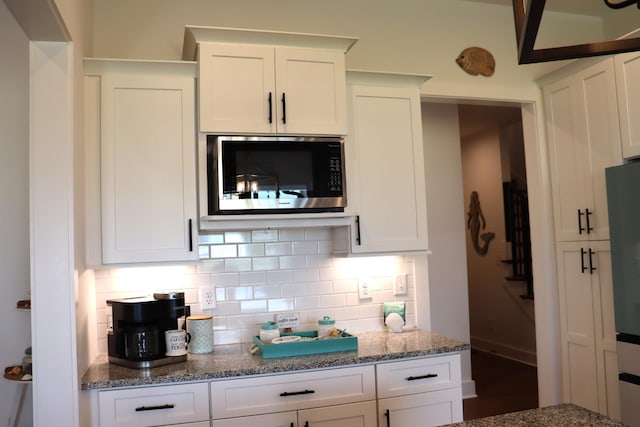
[394, 274, 408, 296]
[202, 287, 216, 310]
[358, 280, 371, 300]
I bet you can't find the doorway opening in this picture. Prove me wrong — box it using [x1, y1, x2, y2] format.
[457, 103, 538, 419]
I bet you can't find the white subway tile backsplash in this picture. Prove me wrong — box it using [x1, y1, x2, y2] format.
[92, 227, 418, 347]
[291, 241, 319, 255]
[224, 231, 252, 243]
[238, 243, 265, 257]
[252, 257, 279, 271]
[265, 242, 292, 256]
[278, 229, 305, 241]
[240, 299, 268, 313]
[252, 230, 279, 242]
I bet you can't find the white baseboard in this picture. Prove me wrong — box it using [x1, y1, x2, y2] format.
[470, 335, 537, 366]
[462, 379, 477, 399]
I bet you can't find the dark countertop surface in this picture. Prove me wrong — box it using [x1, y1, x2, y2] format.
[81, 329, 469, 390]
[446, 404, 627, 426]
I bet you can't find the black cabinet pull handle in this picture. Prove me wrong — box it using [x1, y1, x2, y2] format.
[280, 389, 315, 397]
[188, 218, 193, 252]
[580, 248, 587, 273]
[135, 404, 175, 412]
[585, 208, 593, 234]
[304, 422, 309, 427]
[268, 92, 273, 124]
[384, 409, 390, 427]
[290, 423, 294, 427]
[281, 92, 287, 124]
[589, 248, 596, 274]
[355, 215, 362, 246]
[406, 373, 438, 381]
[577, 209, 585, 234]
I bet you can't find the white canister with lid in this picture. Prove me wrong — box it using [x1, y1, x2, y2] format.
[259, 321, 280, 344]
[318, 316, 336, 337]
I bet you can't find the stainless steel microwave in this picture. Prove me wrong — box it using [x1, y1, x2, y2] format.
[206, 135, 347, 214]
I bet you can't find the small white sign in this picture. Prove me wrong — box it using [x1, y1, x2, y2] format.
[276, 312, 300, 329]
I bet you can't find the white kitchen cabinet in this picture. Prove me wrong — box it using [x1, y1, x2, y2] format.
[85, 59, 198, 265]
[614, 51, 640, 159]
[543, 58, 622, 242]
[198, 43, 348, 135]
[335, 72, 429, 254]
[98, 382, 210, 427]
[376, 354, 463, 427]
[555, 241, 620, 419]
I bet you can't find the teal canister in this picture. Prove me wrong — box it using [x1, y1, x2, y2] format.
[186, 314, 214, 354]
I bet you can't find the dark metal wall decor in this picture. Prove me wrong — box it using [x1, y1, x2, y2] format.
[512, 0, 640, 64]
[467, 191, 495, 256]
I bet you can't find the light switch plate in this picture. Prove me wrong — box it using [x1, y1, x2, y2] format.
[394, 274, 408, 296]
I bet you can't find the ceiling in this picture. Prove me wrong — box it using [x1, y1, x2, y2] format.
[462, 0, 618, 17]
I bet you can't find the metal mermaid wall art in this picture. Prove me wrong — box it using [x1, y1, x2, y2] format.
[467, 191, 495, 256]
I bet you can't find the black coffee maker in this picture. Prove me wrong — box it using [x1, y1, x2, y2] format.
[107, 292, 190, 369]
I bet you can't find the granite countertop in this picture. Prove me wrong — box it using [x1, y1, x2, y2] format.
[445, 404, 627, 426]
[81, 329, 468, 390]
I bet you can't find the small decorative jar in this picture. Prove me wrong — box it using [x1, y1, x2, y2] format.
[259, 321, 280, 344]
[22, 347, 32, 375]
[318, 316, 336, 337]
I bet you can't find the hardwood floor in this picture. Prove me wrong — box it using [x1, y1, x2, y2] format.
[463, 349, 539, 421]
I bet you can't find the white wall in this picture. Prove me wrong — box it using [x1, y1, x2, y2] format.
[421, 102, 475, 398]
[0, 3, 32, 426]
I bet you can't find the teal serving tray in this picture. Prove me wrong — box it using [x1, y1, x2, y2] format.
[252, 330, 357, 359]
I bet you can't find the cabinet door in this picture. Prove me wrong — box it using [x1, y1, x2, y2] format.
[100, 73, 198, 264]
[212, 411, 297, 427]
[378, 389, 463, 427]
[615, 52, 640, 159]
[346, 84, 427, 253]
[544, 59, 621, 242]
[555, 241, 620, 418]
[299, 401, 377, 427]
[275, 47, 347, 135]
[198, 43, 276, 134]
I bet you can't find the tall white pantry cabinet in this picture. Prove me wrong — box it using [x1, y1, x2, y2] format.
[542, 57, 622, 419]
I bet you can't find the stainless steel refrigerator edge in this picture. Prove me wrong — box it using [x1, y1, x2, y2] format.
[606, 161, 640, 426]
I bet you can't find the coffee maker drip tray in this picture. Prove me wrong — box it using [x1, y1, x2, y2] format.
[108, 354, 187, 370]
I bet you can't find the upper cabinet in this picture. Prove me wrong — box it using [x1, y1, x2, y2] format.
[335, 71, 430, 254]
[614, 52, 640, 159]
[85, 60, 199, 265]
[183, 26, 358, 135]
[542, 58, 622, 242]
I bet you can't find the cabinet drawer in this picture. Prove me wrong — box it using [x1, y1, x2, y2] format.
[211, 365, 375, 419]
[376, 354, 461, 398]
[98, 382, 210, 427]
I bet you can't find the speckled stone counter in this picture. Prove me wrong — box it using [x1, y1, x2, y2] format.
[445, 404, 627, 426]
[81, 329, 468, 390]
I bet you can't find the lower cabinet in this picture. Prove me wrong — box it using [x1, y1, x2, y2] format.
[97, 382, 210, 427]
[376, 354, 463, 427]
[94, 353, 463, 427]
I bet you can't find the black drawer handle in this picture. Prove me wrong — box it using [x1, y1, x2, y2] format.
[135, 404, 175, 412]
[406, 373, 438, 381]
[280, 389, 315, 397]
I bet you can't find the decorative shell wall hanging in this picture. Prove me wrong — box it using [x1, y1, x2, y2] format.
[456, 47, 495, 77]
